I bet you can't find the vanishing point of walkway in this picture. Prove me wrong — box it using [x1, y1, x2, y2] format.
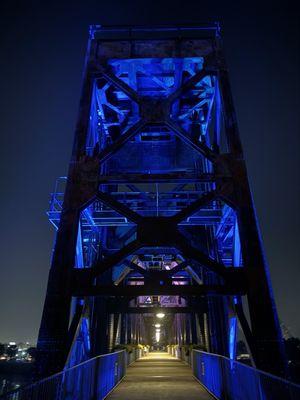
[106, 352, 213, 400]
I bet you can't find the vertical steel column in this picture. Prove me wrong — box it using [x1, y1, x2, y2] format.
[233, 160, 287, 375]
[36, 37, 98, 377]
[216, 37, 287, 374]
[120, 313, 127, 344]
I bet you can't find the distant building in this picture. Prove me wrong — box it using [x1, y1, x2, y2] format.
[281, 323, 293, 340]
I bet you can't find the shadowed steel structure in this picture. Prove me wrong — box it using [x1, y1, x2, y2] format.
[36, 24, 287, 380]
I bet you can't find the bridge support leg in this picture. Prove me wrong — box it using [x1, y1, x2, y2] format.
[120, 313, 127, 344]
[36, 208, 79, 377]
[91, 297, 110, 356]
[233, 160, 287, 377]
[190, 313, 197, 344]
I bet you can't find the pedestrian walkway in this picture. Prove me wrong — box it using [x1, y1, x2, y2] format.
[106, 352, 213, 400]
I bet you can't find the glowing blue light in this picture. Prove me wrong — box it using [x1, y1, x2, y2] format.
[229, 317, 237, 361]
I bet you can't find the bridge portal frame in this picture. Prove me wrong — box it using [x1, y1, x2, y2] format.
[36, 25, 287, 378]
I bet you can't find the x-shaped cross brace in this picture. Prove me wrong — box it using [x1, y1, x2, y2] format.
[72, 184, 243, 286]
[93, 65, 218, 165]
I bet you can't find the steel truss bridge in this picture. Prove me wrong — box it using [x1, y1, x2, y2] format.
[3, 24, 299, 400]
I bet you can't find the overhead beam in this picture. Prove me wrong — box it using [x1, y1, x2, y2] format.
[107, 306, 204, 314]
[72, 283, 246, 297]
[97, 173, 228, 184]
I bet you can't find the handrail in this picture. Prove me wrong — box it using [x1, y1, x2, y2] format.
[191, 349, 300, 400]
[0, 348, 143, 400]
[193, 349, 297, 385]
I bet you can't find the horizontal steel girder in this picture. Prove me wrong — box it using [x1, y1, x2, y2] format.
[107, 306, 205, 314]
[71, 282, 246, 297]
[97, 173, 229, 184]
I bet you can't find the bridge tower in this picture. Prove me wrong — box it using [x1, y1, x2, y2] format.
[36, 25, 287, 378]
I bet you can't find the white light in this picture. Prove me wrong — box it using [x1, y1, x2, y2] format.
[156, 313, 165, 319]
[154, 323, 161, 328]
[155, 332, 160, 342]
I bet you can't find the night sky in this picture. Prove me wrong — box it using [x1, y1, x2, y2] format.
[0, 1, 299, 344]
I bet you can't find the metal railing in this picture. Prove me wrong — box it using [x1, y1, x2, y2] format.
[192, 350, 300, 400]
[0, 349, 142, 400]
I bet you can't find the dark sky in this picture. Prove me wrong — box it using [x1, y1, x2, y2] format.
[0, 1, 299, 344]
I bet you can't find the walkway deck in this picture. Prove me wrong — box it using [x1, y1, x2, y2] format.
[106, 352, 213, 400]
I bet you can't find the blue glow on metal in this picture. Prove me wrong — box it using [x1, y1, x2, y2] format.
[233, 218, 242, 267]
[66, 314, 91, 369]
[46, 49, 243, 369]
[229, 316, 237, 361]
[75, 222, 84, 268]
[82, 318, 91, 352]
[10, 350, 135, 399]
[192, 350, 300, 400]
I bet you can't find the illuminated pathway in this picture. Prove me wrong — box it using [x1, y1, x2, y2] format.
[106, 352, 213, 400]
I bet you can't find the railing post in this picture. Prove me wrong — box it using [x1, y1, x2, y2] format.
[92, 357, 100, 400]
[191, 349, 195, 378]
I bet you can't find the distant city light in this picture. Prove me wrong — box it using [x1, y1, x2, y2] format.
[156, 313, 165, 319]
